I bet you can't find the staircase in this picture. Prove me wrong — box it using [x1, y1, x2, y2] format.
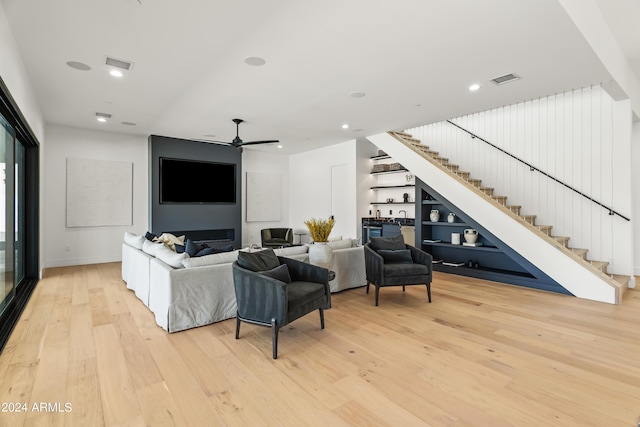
[366, 131, 629, 304]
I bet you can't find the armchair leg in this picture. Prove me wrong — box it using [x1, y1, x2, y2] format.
[402, 285, 406, 292]
[319, 308, 325, 329]
[271, 318, 279, 359]
[426, 283, 432, 303]
[375, 286, 380, 306]
[235, 312, 241, 339]
[366, 281, 370, 294]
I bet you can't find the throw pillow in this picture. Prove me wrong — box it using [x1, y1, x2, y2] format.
[378, 249, 413, 264]
[195, 247, 217, 257]
[144, 231, 157, 241]
[154, 233, 186, 251]
[174, 244, 185, 253]
[370, 234, 405, 251]
[237, 248, 280, 272]
[260, 264, 292, 283]
[185, 238, 207, 257]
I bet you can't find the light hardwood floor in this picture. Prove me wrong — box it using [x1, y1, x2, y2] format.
[0, 263, 639, 426]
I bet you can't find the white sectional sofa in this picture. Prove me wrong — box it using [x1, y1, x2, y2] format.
[121, 232, 366, 333]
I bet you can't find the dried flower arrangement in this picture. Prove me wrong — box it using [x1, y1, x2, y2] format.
[304, 217, 335, 242]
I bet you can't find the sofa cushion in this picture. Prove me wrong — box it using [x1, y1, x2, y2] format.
[156, 245, 188, 269]
[327, 238, 353, 250]
[383, 263, 429, 277]
[274, 245, 308, 257]
[237, 249, 280, 272]
[182, 250, 239, 268]
[124, 232, 145, 249]
[378, 249, 413, 264]
[287, 281, 326, 308]
[370, 235, 405, 251]
[260, 264, 292, 283]
[142, 239, 164, 256]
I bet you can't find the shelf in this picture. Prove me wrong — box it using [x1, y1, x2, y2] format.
[421, 221, 467, 227]
[422, 241, 501, 252]
[422, 200, 440, 205]
[371, 202, 414, 205]
[370, 154, 391, 160]
[370, 169, 409, 175]
[433, 263, 535, 279]
[370, 184, 415, 190]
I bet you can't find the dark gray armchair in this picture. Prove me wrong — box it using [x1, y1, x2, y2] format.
[231, 249, 331, 359]
[364, 235, 433, 306]
[260, 228, 293, 248]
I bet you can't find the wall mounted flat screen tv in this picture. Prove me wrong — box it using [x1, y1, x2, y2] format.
[160, 157, 236, 204]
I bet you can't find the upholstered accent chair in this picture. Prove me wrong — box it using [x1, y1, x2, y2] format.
[364, 235, 433, 306]
[231, 249, 331, 359]
[261, 228, 294, 248]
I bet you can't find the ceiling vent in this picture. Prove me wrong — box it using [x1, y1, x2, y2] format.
[105, 56, 133, 71]
[95, 112, 112, 119]
[491, 73, 519, 85]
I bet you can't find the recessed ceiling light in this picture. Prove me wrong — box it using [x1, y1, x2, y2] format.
[66, 61, 91, 71]
[110, 69, 123, 77]
[342, 124, 349, 129]
[95, 112, 111, 122]
[277, 145, 283, 149]
[349, 91, 366, 98]
[244, 56, 266, 66]
[469, 84, 481, 91]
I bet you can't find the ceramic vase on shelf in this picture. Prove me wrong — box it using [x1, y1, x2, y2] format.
[464, 229, 478, 244]
[447, 213, 456, 223]
[308, 242, 333, 269]
[430, 209, 440, 222]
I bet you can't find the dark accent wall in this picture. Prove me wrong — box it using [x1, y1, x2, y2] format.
[149, 135, 242, 249]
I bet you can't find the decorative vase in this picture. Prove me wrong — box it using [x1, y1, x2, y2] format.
[447, 213, 456, 223]
[309, 242, 334, 269]
[464, 229, 478, 244]
[430, 209, 440, 222]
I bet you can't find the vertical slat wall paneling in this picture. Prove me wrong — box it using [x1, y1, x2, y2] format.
[406, 85, 632, 275]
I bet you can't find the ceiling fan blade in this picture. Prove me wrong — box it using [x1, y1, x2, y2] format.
[237, 139, 280, 146]
[192, 138, 233, 146]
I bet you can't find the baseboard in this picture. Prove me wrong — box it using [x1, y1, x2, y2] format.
[42, 255, 121, 270]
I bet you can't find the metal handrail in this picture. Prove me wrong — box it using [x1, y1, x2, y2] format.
[446, 120, 630, 221]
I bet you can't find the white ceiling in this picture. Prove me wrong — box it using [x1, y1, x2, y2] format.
[1, 0, 639, 154]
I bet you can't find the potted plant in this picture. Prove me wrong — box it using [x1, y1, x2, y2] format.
[304, 217, 335, 268]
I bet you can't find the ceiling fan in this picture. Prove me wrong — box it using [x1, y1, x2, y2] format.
[203, 118, 279, 149]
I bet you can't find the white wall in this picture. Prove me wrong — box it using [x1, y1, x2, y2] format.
[289, 140, 365, 243]
[633, 121, 640, 277]
[0, 2, 46, 274]
[407, 86, 634, 275]
[43, 125, 148, 268]
[241, 149, 290, 247]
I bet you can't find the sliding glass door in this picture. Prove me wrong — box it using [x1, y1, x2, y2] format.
[0, 114, 14, 316]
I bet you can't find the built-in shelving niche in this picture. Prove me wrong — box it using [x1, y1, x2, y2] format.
[414, 178, 571, 295]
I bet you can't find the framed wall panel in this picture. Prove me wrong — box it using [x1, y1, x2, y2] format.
[246, 172, 281, 222]
[66, 158, 133, 227]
